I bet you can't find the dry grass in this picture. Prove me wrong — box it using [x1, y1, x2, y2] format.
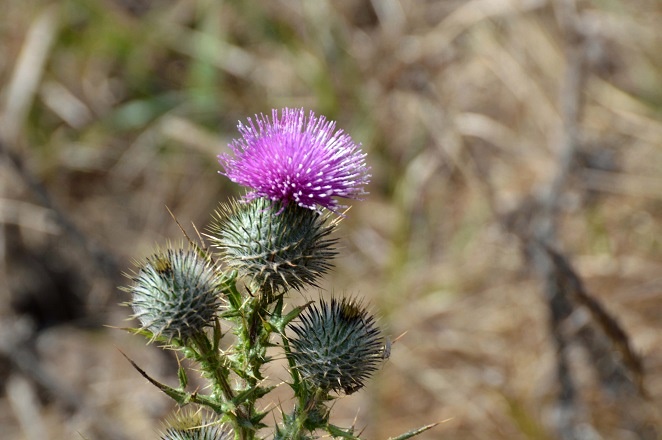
[1, 0, 661, 439]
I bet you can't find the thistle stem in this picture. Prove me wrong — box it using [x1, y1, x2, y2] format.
[190, 334, 254, 440]
[280, 333, 300, 387]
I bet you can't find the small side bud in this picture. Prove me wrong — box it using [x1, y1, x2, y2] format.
[209, 197, 339, 295]
[127, 248, 224, 342]
[160, 410, 232, 440]
[287, 297, 384, 395]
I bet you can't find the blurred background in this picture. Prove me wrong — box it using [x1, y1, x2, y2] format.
[1, 0, 661, 439]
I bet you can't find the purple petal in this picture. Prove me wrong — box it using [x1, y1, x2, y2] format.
[219, 108, 370, 212]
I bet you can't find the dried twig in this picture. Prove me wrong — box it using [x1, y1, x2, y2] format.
[467, 1, 652, 438]
[545, 246, 644, 394]
[523, 2, 589, 437]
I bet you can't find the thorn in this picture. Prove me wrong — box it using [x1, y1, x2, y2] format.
[392, 331, 408, 344]
[166, 205, 196, 247]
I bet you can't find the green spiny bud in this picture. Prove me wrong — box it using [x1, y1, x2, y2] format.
[209, 198, 339, 295]
[127, 248, 224, 342]
[160, 410, 232, 440]
[287, 297, 385, 395]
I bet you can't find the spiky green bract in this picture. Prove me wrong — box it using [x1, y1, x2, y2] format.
[128, 248, 224, 342]
[160, 410, 233, 440]
[209, 197, 339, 296]
[288, 297, 384, 395]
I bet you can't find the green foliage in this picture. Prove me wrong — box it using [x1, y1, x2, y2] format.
[122, 196, 432, 439]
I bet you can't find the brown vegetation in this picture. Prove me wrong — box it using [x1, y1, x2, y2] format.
[1, 1, 661, 438]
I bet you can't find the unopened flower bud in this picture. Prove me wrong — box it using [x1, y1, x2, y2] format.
[160, 410, 232, 440]
[288, 297, 384, 394]
[128, 248, 224, 342]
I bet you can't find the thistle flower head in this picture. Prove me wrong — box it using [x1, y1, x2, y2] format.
[160, 410, 232, 440]
[127, 248, 224, 342]
[209, 198, 338, 295]
[218, 108, 370, 213]
[288, 297, 385, 395]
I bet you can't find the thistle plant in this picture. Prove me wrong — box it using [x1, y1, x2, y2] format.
[122, 108, 436, 439]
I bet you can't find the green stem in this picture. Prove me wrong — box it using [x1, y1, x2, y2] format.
[282, 388, 329, 440]
[191, 334, 233, 401]
[280, 333, 301, 387]
[242, 292, 273, 381]
[190, 334, 253, 440]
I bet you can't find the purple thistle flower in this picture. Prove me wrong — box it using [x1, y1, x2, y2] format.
[218, 108, 370, 213]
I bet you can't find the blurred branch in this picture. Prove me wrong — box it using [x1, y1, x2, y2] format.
[545, 246, 644, 395]
[538, 243, 650, 438]
[464, 1, 654, 438]
[535, 0, 585, 244]
[527, 3, 588, 437]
